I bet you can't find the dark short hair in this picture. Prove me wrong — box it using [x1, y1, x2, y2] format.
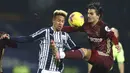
[87, 2, 103, 18]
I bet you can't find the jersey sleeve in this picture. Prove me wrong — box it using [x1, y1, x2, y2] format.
[11, 28, 46, 43]
[104, 26, 119, 45]
[64, 33, 76, 50]
[30, 28, 46, 41]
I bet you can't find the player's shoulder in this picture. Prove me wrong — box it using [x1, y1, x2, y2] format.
[62, 32, 71, 38]
[99, 20, 109, 27]
[99, 20, 112, 32]
[33, 27, 49, 34]
[62, 31, 69, 36]
[60, 32, 70, 41]
[37, 27, 49, 33]
[30, 27, 48, 37]
[40, 27, 48, 31]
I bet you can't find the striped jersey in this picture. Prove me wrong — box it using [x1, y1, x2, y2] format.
[12, 26, 76, 72]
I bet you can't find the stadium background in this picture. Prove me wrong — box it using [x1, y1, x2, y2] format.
[0, 0, 129, 73]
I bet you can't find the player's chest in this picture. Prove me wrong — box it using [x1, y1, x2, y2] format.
[52, 32, 67, 47]
[84, 25, 101, 37]
[84, 27, 104, 42]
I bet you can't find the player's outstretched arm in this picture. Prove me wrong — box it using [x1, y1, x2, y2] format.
[10, 36, 34, 43]
[62, 26, 84, 32]
[110, 27, 121, 52]
[104, 26, 120, 52]
[11, 28, 46, 43]
[62, 26, 79, 32]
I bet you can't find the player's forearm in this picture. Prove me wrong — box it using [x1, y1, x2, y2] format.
[62, 26, 79, 32]
[88, 63, 92, 73]
[10, 36, 33, 43]
[118, 63, 124, 73]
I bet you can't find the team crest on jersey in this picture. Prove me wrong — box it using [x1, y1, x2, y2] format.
[105, 26, 111, 32]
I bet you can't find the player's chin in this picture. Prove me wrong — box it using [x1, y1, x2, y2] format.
[88, 20, 93, 23]
[87, 19, 93, 22]
[57, 28, 62, 31]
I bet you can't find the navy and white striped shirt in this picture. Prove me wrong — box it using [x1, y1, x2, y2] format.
[11, 26, 76, 72]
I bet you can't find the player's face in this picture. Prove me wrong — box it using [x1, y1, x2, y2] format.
[53, 15, 65, 31]
[87, 9, 100, 23]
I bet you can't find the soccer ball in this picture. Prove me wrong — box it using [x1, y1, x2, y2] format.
[68, 12, 84, 27]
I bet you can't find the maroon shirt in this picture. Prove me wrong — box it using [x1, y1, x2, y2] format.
[0, 32, 17, 72]
[62, 20, 118, 57]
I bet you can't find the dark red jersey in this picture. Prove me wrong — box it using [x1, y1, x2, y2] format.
[62, 20, 118, 57]
[0, 32, 17, 72]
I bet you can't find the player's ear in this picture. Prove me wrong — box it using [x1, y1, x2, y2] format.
[97, 14, 100, 19]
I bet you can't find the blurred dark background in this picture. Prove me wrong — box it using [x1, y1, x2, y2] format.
[0, 0, 129, 73]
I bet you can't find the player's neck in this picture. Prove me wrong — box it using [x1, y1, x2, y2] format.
[91, 20, 99, 26]
[52, 26, 60, 32]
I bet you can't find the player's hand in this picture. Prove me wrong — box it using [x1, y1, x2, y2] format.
[115, 44, 121, 53]
[50, 40, 56, 48]
[50, 40, 60, 62]
[0, 32, 10, 39]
